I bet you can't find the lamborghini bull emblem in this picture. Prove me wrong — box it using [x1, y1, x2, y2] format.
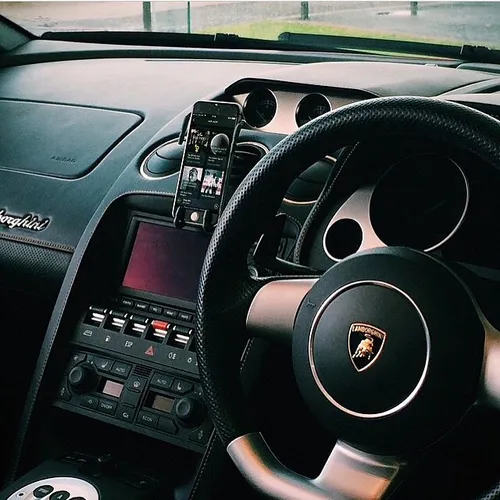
[348, 323, 387, 372]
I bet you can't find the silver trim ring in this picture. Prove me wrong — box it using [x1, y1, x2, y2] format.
[321, 157, 470, 261]
[139, 138, 180, 181]
[419, 158, 469, 252]
[243, 88, 279, 129]
[308, 280, 431, 419]
[295, 93, 332, 128]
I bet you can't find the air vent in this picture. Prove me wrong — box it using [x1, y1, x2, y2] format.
[231, 142, 268, 183]
[141, 139, 268, 181]
[133, 365, 152, 377]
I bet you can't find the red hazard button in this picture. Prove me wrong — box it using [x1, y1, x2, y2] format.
[145, 345, 155, 356]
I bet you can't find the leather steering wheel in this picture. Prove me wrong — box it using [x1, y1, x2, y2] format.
[196, 96, 500, 500]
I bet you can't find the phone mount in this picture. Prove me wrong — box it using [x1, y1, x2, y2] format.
[173, 205, 215, 234]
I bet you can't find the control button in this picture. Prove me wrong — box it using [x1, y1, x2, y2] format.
[33, 484, 54, 497]
[151, 372, 173, 390]
[111, 361, 131, 378]
[172, 325, 191, 335]
[135, 302, 148, 312]
[98, 398, 117, 415]
[174, 397, 205, 428]
[111, 310, 127, 319]
[158, 417, 178, 435]
[171, 379, 193, 395]
[68, 352, 86, 370]
[127, 375, 147, 392]
[122, 389, 141, 407]
[80, 394, 99, 410]
[57, 382, 71, 401]
[137, 411, 158, 429]
[93, 357, 112, 372]
[190, 211, 200, 222]
[179, 312, 193, 322]
[151, 319, 169, 331]
[89, 305, 106, 314]
[164, 308, 179, 319]
[149, 305, 163, 315]
[49, 491, 70, 500]
[188, 422, 213, 445]
[68, 364, 99, 393]
[117, 404, 136, 422]
[120, 297, 134, 308]
[131, 315, 147, 323]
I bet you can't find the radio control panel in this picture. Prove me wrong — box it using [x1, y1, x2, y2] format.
[54, 296, 213, 453]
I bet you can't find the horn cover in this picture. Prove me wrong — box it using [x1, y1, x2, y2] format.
[293, 247, 483, 455]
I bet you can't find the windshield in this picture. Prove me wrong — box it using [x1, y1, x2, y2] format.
[1, 1, 499, 49]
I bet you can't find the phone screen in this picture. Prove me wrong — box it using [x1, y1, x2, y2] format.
[174, 101, 241, 221]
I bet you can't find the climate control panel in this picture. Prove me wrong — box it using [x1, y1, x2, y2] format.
[54, 349, 213, 452]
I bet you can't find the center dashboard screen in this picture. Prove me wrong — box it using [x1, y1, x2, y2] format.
[122, 221, 210, 303]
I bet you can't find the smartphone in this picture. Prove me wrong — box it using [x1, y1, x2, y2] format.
[173, 100, 243, 227]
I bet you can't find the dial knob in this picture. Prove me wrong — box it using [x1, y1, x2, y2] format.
[68, 363, 99, 393]
[174, 397, 205, 428]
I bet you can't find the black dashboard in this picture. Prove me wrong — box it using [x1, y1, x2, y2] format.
[4, 36, 500, 500]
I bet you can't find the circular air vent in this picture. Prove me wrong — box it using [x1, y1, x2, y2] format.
[141, 139, 184, 179]
[140, 139, 268, 181]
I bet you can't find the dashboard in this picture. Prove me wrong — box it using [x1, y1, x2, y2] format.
[4, 35, 500, 499]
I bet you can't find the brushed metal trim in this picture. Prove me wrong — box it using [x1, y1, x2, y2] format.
[246, 279, 318, 343]
[7, 477, 99, 500]
[308, 280, 431, 419]
[295, 93, 332, 128]
[314, 440, 403, 500]
[478, 313, 500, 409]
[228, 433, 403, 500]
[234, 90, 361, 135]
[322, 158, 469, 261]
[323, 186, 383, 262]
[236, 141, 270, 156]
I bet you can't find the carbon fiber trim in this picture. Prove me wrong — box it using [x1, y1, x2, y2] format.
[196, 96, 500, 446]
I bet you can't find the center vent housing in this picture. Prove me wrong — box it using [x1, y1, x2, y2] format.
[140, 139, 268, 183]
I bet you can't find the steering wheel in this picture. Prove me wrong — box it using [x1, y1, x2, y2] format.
[196, 96, 500, 500]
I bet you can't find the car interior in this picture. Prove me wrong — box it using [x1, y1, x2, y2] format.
[3, 3, 500, 499]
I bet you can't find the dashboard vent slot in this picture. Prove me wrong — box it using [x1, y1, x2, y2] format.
[133, 365, 152, 377]
[231, 142, 268, 183]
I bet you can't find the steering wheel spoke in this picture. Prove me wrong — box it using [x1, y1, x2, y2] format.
[246, 278, 318, 344]
[228, 433, 405, 500]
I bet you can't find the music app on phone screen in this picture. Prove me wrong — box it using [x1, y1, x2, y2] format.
[176, 102, 240, 214]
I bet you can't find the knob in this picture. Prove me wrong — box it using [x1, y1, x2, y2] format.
[68, 363, 99, 393]
[174, 397, 205, 428]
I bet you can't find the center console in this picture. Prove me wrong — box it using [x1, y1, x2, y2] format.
[55, 215, 214, 452]
[1, 204, 255, 500]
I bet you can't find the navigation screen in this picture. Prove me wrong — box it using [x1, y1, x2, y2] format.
[122, 222, 210, 302]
